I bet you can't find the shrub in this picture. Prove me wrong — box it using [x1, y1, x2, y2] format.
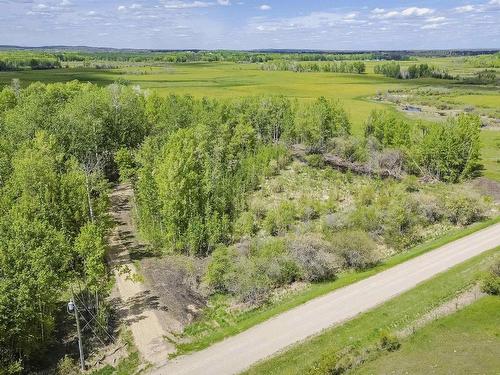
[444, 191, 487, 225]
[56, 356, 79, 375]
[256, 253, 301, 286]
[287, 235, 342, 282]
[114, 147, 136, 182]
[225, 258, 272, 304]
[481, 260, 500, 295]
[305, 154, 325, 168]
[205, 245, 237, 292]
[414, 192, 444, 223]
[297, 197, 321, 221]
[378, 330, 401, 352]
[383, 199, 421, 249]
[329, 136, 367, 162]
[322, 212, 349, 231]
[233, 211, 257, 238]
[263, 201, 296, 235]
[349, 205, 383, 235]
[330, 230, 380, 270]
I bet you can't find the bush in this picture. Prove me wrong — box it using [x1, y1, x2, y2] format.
[329, 136, 367, 162]
[414, 192, 444, 223]
[225, 258, 273, 304]
[114, 147, 136, 182]
[297, 197, 321, 221]
[444, 191, 486, 225]
[56, 356, 79, 375]
[205, 245, 237, 292]
[330, 230, 380, 270]
[263, 201, 296, 235]
[378, 330, 401, 352]
[287, 235, 342, 282]
[481, 260, 500, 295]
[322, 212, 349, 232]
[233, 211, 257, 238]
[305, 154, 325, 168]
[383, 199, 421, 249]
[256, 253, 301, 287]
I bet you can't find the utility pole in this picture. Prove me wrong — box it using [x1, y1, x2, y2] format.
[68, 298, 85, 371]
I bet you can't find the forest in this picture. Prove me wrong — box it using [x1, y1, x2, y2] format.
[0, 76, 489, 373]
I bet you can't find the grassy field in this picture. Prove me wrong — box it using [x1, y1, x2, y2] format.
[175, 217, 500, 356]
[244, 248, 499, 375]
[354, 296, 500, 375]
[480, 130, 500, 181]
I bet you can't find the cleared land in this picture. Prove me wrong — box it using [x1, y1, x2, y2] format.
[152, 223, 500, 375]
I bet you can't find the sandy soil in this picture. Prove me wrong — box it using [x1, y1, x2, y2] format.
[107, 184, 180, 366]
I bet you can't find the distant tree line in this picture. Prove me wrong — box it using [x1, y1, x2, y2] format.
[261, 61, 366, 74]
[0, 52, 61, 71]
[464, 52, 500, 68]
[374, 62, 454, 80]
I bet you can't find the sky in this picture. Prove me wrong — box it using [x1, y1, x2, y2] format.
[1, 0, 499, 50]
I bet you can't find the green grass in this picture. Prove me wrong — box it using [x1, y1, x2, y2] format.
[480, 130, 500, 181]
[354, 296, 500, 375]
[452, 94, 500, 108]
[175, 216, 500, 356]
[244, 248, 500, 375]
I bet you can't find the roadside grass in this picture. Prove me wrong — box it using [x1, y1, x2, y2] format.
[243, 247, 500, 375]
[174, 216, 500, 356]
[353, 296, 500, 375]
[481, 129, 500, 182]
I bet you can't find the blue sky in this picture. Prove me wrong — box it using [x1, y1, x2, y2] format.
[1, 0, 499, 50]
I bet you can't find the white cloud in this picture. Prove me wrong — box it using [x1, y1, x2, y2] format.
[489, 0, 500, 4]
[60, 0, 71, 5]
[217, 0, 231, 5]
[259, 4, 271, 10]
[372, 7, 434, 19]
[117, 5, 126, 11]
[163, 1, 212, 9]
[425, 16, 446, 23]
[421, 23, 442, 29]
[401, 7, 434, 16]
[130, 3, 142, 9]
[455, 5, 475, 13]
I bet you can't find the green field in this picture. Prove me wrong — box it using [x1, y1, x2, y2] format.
[354, 296, 500, 375]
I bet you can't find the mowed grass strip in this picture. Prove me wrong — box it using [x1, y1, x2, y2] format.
[353, 296, 500, 375]
[175, 217, 500, 356]
[243, 248, 500, 375]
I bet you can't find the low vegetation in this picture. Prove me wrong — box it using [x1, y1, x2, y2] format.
[354, 296, 500, 375]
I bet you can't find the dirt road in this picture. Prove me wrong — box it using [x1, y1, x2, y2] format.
[152, 222, 500, 375]
[107, 184, 180, 366]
